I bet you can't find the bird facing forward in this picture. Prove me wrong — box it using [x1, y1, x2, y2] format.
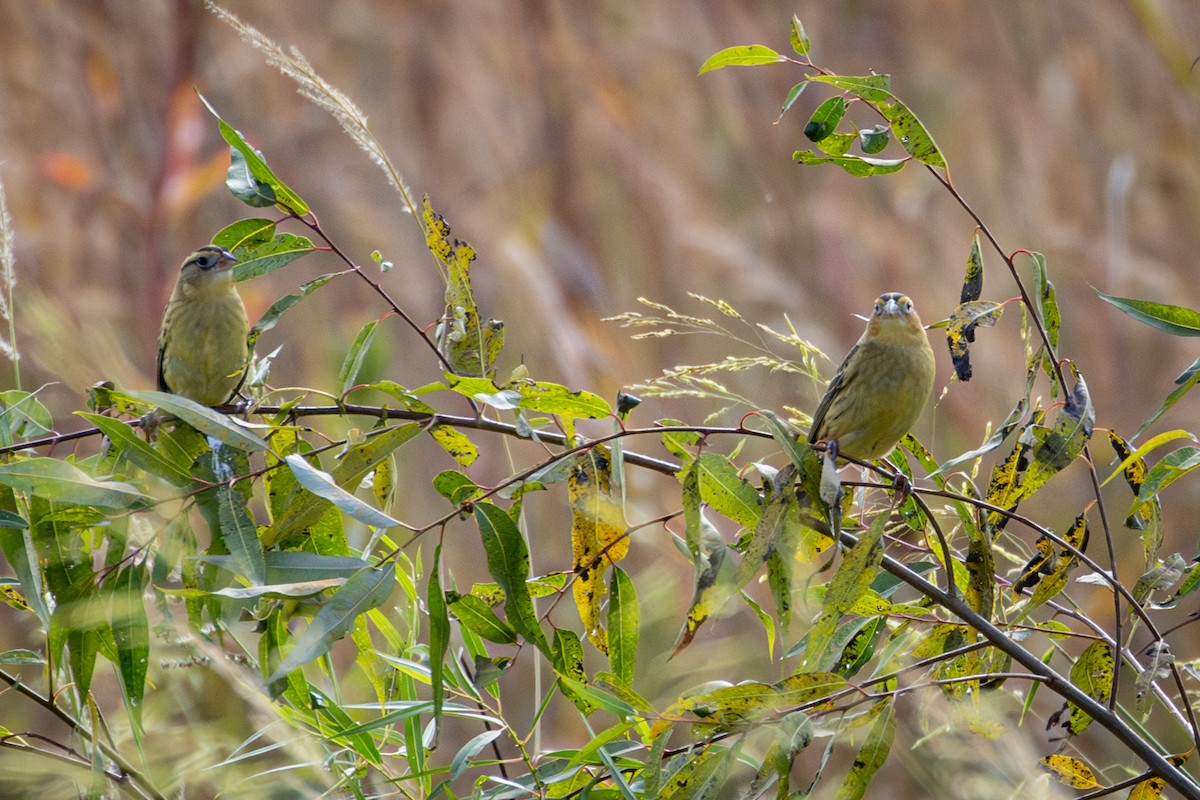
[157, 245, 249, 406]
[808, 292, 936, 461]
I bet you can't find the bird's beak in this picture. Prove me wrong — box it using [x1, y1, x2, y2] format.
[880, 296, 902, 317]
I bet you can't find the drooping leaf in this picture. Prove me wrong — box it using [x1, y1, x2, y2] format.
[1065, 641, 1114, 735]
[568, 446, 627, 653]
[338, 319, 380, 394]
[264, 562, 395, 686]
[836, 701, 895, 800]
[0, 458, 147, 510]
[284, 453, 402, 530]
[793, 150, 906, 177]
[427, 545, 448, 747]
[132, 391, 267, 453]
[801, 514, 886, 672]
[789, 15, 811, 57]
[946, 300, 1003, 382]
[607, 566, 639, 688]
[473, 501, 549, 653]
[110, 563, 149, 729]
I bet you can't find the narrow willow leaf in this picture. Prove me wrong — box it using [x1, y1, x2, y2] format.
[266, 424, 419, 545]
[552, 629, 593, 714]
[656, 744, 732, 799]
[284, 454, 401, 530]
[264, 562, 395, 686]
[1135, 354, 1200, 437]
[1096, 290, 1200, 337]
[607, 566, 638, 687]
[961, 230, 984, 302]
[229, 232, 314, 283]
[76, 412, 192, 485]
[1066, 641, 1114, 735]
[428, 545, 448, 748]
[249, 272, 338, 343]
[695, 452, 763, 529]
[0, 458, 146, 509]
[778, 82, 808, 120]
[447, 591, 517, 644]
[338, 319, 380, 394]
[216, 483, 266, 586]
[790, 15, 811, 56]
[802, 514, 886, 672]
[198, 92, 310, 215]
[474, 501, 549, 653]
[427, 197, 503, 377]
[111, 564, 149, 728]
[698, 45, 784, 74]
[793, 150, 906, 176]
[1040, 754, 1101, 789]
[569, 446, 627, 653]
[132, 390, 267, 453]
[836, 701, 895, 800]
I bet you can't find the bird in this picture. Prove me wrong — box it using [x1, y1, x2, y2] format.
[808, 292, 936, 461]
[156, 245, 249, 406]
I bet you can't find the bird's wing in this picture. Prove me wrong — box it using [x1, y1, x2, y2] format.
[155, 326, 170, 393]
[808, 341, 860, 442]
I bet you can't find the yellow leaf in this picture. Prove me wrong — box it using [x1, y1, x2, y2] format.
[569, 445, 627, 653]
[1039, 754, 1101, 789]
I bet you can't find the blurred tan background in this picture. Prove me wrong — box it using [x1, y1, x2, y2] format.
[2, 0, 1200, 795]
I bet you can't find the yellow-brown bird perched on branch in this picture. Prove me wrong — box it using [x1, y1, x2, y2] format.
[157, 245, 249, 406]
[808, 292, 936, 461]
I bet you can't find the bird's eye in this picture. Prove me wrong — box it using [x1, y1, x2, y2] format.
[904, 300, 913, 311]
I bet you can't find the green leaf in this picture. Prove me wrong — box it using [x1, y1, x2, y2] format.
[1136, 355, 1200, 437]
[836, 702, 895, 800]
[778, 82, 808, 120]
[790, 15, 811, 56]
[447, 591, 518, 644]
[339, 319, 380, 394]
[1096, 290, 1200, 337]
[110, 564, 149, 729]
[474, 501, 549, 653]
[428, 545, 448, 748]
[131, 391, 267, 453]
[198, 551, 368, 584]
[1066, 641, 1114, 735]
[803, 96, 846, 142]
[793, 150, 906, 176]
[695, 452, 763, 529]
[248, 272, 339, 344]
[857, 125, 889, 154]
[265, 562, 395, 686]
[0, 458, 147, 509]
[607, 566, 638, 687]
[216, 483, 266, 586]
[198, 93, 310, 215]
[212, 218, 277, 251]
[229, 232, 314, 283]
[76, 412, 192, 485]
[265, 424, 420, 546]
[811, 75, 945, 167]
[284, 453, 402, 530]
[698, 45, 784, 74]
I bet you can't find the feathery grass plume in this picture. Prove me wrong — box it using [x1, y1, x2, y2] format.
[0, 177, 18, 386]
[607, 294, 826, 419]
[206, 3, 421, 229]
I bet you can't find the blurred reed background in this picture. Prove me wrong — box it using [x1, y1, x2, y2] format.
[1, 0, 1199, 794]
